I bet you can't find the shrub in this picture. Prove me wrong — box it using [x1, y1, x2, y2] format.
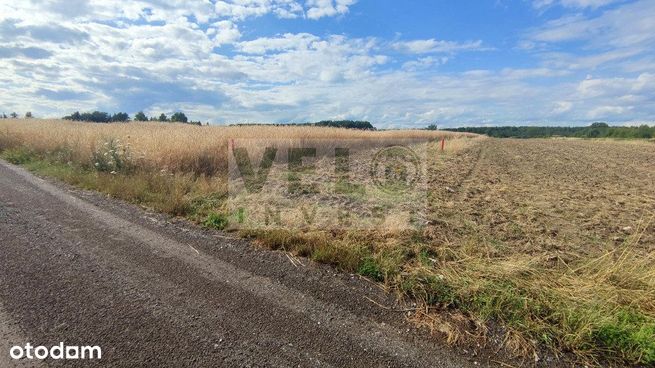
[203, 212, 228, 230]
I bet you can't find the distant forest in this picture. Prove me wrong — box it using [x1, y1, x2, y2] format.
[62, 111, 203, 125]
[230, 120, 376, 130]
[444, 123, 655, 139]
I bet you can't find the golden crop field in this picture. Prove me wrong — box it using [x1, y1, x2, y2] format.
[0, 119, 474, 173]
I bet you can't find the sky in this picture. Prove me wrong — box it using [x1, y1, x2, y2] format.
[0, 0, 654, 128]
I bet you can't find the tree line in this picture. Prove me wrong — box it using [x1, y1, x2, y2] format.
[444, 122, 655, 139]
[1, 112, 32, 119]
[230, 120, 376, 130]
[2, 112, 375, 130]
[62, 111, 203, 125]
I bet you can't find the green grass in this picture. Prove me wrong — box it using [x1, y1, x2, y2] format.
[3, 146, 36, 165]
[357, 257, 384, 281]
[203, 212, 229, 230]
[595, 309, 655, 364]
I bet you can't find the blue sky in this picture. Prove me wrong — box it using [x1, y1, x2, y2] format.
[1, 0, 654, 128]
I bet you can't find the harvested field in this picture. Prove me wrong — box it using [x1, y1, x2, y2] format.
[430, 138, 655, 254]
[423, 138, 655, 365]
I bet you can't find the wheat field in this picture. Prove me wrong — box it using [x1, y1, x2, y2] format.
[0, 119, 476, 175]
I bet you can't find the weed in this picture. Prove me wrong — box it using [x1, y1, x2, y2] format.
[204, 212, 229, 230]
[92, 138, 133, 173]
[1, 147, 35, 164]
[358, 257, 384, 281]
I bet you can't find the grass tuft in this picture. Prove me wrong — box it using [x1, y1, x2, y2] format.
[203, 212, 229, 230]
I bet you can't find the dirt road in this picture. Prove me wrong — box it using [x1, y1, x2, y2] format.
[0, 160, 479, 367]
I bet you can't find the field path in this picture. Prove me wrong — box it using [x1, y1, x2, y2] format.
[0, 160, 479, 368]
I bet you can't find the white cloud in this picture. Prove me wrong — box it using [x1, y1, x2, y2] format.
[212, 0, 356, 21]
[552, 101, 573, 114]
[500, 67, 571, 79]
[402, 56, 447, 71]
[528, 0, 655, 48]
[305, 0, 356, 19]
[236, 33, 320, 54]
[209, 21, 242, 46]
[214, 0, 301, 20]
[587, 105, 630, 119]
[392, 39, 485, 54]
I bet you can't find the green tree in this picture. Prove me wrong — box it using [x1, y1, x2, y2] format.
[63, 111, 82, 121]
[10, 112, 17, 118]
[636, 125, 653, 139]
[170, 112, 188, 123]
[85, 111, 111, 123]
[134, 111, 148, 121]
[111, 112, 130, 122]
[158, 113, 168, 122]
[24, 112, 32, 119]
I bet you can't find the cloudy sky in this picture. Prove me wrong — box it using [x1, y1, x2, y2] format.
[1, 0, 654, 127]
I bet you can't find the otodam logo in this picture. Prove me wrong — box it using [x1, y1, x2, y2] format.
[10, 343, 102, 360]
